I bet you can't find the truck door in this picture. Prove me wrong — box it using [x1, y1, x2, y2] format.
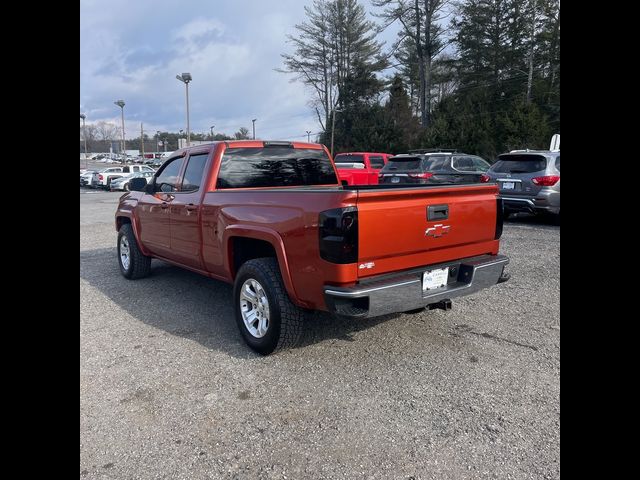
[168, 150, 211, 270]
[136, 155, 184, 257]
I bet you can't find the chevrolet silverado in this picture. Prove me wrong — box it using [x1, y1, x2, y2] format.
[115, 140, 509, 354]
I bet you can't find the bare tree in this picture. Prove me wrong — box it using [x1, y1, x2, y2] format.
[373, 0, 450, 127]
[95, 121, 120, 150]
[279, 0, 386, 132]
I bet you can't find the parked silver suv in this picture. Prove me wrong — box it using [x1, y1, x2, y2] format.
[482, 150, 560, 218]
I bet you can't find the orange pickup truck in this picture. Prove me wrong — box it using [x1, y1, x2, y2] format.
[115, 140, 509, 354]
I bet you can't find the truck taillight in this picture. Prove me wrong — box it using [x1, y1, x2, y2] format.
[480, 174, 490, 183]
[495, 198, 504, 240]
[531, 175, 559, 186]
[99, 175, 104, 181]
[318, 207, 358, 264]
[408, 172, 433, 179]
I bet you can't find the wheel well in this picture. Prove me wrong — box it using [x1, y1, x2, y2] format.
[116, 216, 131, 230]
[231, 237, 277, 277]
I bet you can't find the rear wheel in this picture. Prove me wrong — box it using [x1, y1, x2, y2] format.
[233, 258, 304, 355]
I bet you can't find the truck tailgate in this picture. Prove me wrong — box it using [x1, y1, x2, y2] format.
[355, 184, 500, 278]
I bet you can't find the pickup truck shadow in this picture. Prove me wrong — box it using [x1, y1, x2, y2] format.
[80, 248, 398, 358]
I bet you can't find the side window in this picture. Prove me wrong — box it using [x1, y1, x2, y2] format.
[181, 153, 209, 192]
[452, 156, 476, 171]
[471, 156, 490, 172]
[427, 157, 447, 171]
[132, 166, 140, 173]
[155, 157, 183, 192]
[369, 156, 385, 169]
[555, 156, 560, 171]
[123, 166, 130, 173]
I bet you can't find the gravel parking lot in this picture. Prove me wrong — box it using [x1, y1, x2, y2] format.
[80, 190, 559, 480]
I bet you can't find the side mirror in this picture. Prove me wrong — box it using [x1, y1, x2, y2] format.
[129, 177, 148, 192]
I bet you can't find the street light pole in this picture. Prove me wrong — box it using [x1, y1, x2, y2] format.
[306, 130, 312, 143]
[252, 118, 257, 140]
[210, 125, 215, 140]
[80, 113, 88, 168]
[176, 73, 192, 146]
[156, 130, 160, 157]
[114, 100, 126, 157]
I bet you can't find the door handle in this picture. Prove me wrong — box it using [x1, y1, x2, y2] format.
[185, 204, 198, 211]
[427, 204, 449, 220]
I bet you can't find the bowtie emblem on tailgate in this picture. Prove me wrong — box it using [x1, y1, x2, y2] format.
[425, 224, 451, 238]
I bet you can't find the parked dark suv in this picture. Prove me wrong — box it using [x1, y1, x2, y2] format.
[378, 149, 491, 185]
[481, 150, 560, 218]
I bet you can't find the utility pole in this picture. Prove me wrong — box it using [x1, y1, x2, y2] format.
[252, 118, 257, 140]
[210, 125, 215, 140]
[306, 130, 312, 143]
[140, 123, 145, 158]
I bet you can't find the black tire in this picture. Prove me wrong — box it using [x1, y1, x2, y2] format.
[124, 182, 130, 191]
[233, 258, 304, 355]
[117, 223, 151, 279]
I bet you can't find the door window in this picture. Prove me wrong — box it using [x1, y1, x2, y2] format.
[154, 157, 183, 192]
[369, 156, 385, 168]
[181, 153, 209, 192]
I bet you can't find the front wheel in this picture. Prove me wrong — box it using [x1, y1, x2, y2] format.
[117, 223, 151, 279]
[233, 258, 304, 355]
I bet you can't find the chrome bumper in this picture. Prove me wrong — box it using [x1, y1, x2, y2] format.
[324, 254, 509, 318]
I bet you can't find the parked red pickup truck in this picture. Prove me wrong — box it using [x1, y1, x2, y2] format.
[115, 140, 509, 354]
[334, 152, 391, 185]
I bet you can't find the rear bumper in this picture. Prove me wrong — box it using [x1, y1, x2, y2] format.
[501, 189, 560, 214]
[324, 254, 509, 318]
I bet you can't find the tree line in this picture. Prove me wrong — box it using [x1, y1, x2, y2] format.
[280, 0, 559, 160]
[79, 123, 251, 154]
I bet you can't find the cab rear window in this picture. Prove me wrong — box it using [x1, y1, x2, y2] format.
[216, 147, 338, 189]
[490, 155, 547, 174]
[334, 154, 364, 167]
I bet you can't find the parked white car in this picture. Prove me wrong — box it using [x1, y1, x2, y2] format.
[110, 171, 155, 191]
[80, 170, 98, 187]
[92, 165, 155, 189]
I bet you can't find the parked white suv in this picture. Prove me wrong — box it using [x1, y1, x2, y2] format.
[92, 165, 155, 189]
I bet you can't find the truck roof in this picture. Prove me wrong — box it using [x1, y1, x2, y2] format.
[334, 152, 391, 156]
[174, 140, 326, 156]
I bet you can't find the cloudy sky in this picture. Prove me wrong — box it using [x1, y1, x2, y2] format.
[80, 0, 399, 142]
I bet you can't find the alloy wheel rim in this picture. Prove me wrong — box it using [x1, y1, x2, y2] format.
[119, 236, 130, 270]
[239, 278, 270, 338]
